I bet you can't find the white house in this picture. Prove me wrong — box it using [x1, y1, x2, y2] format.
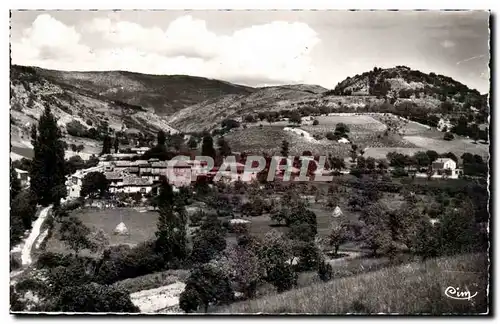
[15, 168, 30, 187]
[66, 165, 105, 198]
[430, 158, 462, 179]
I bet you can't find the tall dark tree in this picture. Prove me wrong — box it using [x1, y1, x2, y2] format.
[101, 135, 112, 155]
[201, 134, 216, 159]
[281, 140, 289, 157]
[10, 161, 22, 201]
[30, 106, 67, 206]
[157, 130, 167, 147]
[155, 177, 187, 263]
[113, 136, 119, 153]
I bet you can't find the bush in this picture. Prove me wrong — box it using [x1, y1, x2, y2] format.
[443, 132, 454, 141]
[318, 260, 333, 282]
[37, 252, 73, 269]
[65, 120, 88, 137]
[326, 132, 337, 141]
[312, 119, 319, 126]
[54, 283, 140, 313]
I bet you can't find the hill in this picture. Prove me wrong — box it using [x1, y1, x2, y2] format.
[169, 66, 489, 133]
[10, 65, 178, 159]
[329, 65, 488, 115]
[168, 87, 382, 132]
[216, 253, 488, 314]
[31, 66, 254, 115]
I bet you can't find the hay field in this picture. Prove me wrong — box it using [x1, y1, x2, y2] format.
[45, 207, 159, 255]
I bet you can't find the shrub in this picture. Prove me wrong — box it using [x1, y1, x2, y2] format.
[326, 132, 336, 141]
[37, 252, 73, 269]
[65, 120, 87, 137]
[312, 119, 319, 126]
[443, 132, 454, 141]
[54, 283, 140, 312]
[318, 260, 333, 282]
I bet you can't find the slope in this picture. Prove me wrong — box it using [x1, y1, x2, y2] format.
[32, 66, 255, 115]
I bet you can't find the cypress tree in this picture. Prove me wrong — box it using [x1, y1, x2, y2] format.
[10, 161, 22, 201]
[155, 177, 187, 264]
[201, 135, 216, 159]
[30, 106, 67, 206]
[101, 135, 112, 155]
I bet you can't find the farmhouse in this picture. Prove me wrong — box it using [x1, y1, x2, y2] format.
[430, 158, 462, 179]
[66, 165, 106, 198]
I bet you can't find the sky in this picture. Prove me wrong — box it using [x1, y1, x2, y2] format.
[10, 10, 490, 93]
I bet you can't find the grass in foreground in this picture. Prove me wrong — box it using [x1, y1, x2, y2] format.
[215, 253, 488, 314]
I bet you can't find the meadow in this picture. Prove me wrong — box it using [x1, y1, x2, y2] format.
[216, 253, 488, 314]
[44, 207, 159, 255]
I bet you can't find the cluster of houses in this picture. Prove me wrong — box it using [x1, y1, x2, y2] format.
[64, 151, 464, 198]
[65, 153, 256, 198]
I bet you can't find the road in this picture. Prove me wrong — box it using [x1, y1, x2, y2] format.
[21, 205, 52, 266]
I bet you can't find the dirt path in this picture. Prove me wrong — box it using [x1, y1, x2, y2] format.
[21, 205, 52, 266]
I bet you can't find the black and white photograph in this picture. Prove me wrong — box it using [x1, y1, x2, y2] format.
[9, 8, 491, 315]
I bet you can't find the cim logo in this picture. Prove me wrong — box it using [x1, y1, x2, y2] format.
[444, 286, 478, 301]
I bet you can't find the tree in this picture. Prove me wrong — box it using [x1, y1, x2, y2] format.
[426, 150, 439, 163]
[157, 130, 166, 147]
[30, 106, 67, 206]
[443, 132, 454, 141]
[10, 162, 22, 200]
[201, 134, 216, 159]
[59, 217, 93, 255]
[365, 157, 376, 171]
[222, 119, 240, 130]
[101, 134, 112, 155]
[11, 189, 38, 230]
[259, 230, 297, 292]
[289, 111, 302, 124]
[296, 241, 321, 271]
[54, 283, 140, 312]
[278, 140, 289, 158]
[190, 214, 227, 264]
[312, 119, 319, 126]
[76, 144, 84, 153]
[317, 259, 333, 282]
[65, 155, 86, 175]
[411, 217, 440, 260]
[180, 263, 234, 313]
[438, 199, 480, 255]
[329, 222, 354, 256]
[217, 136, 231, 157]
[359, 203, 392, 255]
[328, 155, 345, 171]
[226, 239, 263, 299]
[469, 123, 480, 143]
[113, 136, 119, 153]
[334, 123, 350, 138]
[413, 151, 431, 168]
[326, 132, 336, 141]
[188, 137, 198, 149]
[81, 172, 109, 199]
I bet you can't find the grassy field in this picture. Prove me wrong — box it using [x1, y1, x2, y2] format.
[227, 112, 489, 162]
[45, 207, 159, 255]
[216, 253, 489, 314]
[226, 113, 425, 158]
